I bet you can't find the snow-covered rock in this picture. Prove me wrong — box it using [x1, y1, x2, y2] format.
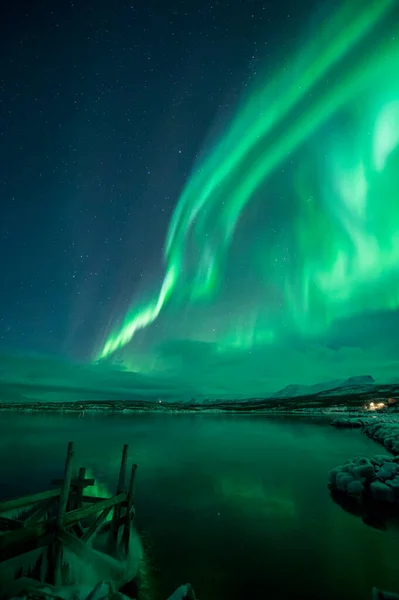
[328, 455, 399, 505]
[3, 579, 197, 600]
[364, 423, 399, 454]
[376, 462, 399, 480]
[347, 480, 364, 499]
[370, 481, 395, 503]
[166, 584, 196, 600]
[331, 417, 364, 428]
[372, 588, 399, 599]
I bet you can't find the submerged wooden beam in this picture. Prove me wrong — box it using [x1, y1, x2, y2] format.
[0, 489, 61, 514]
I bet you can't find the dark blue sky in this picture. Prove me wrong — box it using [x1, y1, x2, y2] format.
[0, 0, 312, 360]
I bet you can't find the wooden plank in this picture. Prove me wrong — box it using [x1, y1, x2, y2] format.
[0, 490, 126, 558]
[81, 495, 109, 503]
[24, 498, 55, 525]
[0, 522, 54, 562]
[0, 489, 61, 514]
[81, 506, 112, 542]
[63, 492, 126, 527]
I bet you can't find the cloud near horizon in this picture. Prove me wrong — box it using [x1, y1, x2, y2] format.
[1, 310, 399, 403]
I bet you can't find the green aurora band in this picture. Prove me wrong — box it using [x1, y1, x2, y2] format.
[98, 0, 399, 360]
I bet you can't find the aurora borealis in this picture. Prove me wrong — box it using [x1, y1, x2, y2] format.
[98, 1, 399, 371]
[2, 0, 399, 398]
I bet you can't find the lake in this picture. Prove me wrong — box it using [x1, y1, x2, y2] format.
[0, 412, 398, 599]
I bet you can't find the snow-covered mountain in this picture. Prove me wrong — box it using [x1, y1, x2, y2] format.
[273, 375, 375, 399]
[186, 375, 378, 404]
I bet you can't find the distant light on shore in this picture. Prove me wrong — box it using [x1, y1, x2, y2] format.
[367, 401, 386, 411]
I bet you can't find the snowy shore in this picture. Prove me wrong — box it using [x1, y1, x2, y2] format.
[329, 454, 399, 504]
[328, 412, 399, 517]
[0, 399, 395, 416]
[331, 416, 399, 454]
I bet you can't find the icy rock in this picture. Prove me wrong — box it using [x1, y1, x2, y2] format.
[328, 454, 399, 506]
[376, 462, 399, 481]
[352, 463, 374, 481]
[384, 437, 395, 449]
[347, 480, 364, 499]
[336, 473, 354, 492]
[167, 584, 196, 600]
[3, 581, 129, 600]
[353, 457, 372, 465]
[370, 481, 395, 503]
[364, 424, 399, 455]
[386, 477, 399, 495]
[332, 418, 363, 428]
[370, 455, 391, 466]
[372, 587, 399, 599]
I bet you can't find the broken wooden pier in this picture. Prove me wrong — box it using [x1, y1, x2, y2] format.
[0, 442, 138, 586]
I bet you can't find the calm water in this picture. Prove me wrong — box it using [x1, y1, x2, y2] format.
[1, 412, 399, 599]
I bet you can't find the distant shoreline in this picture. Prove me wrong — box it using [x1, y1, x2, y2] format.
[1, 383, 398, 415]
[0, 391, 397, 417]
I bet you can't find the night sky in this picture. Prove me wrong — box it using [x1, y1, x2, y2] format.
[1, 0, 399, 402]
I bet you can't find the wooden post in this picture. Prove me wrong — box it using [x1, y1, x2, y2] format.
[71, 467, 86, 536]
[74, 468, 86, 510]
[0, 489, 61, 514]
[57, 442, 75, 527]
[126, 464, 137, 512]
[111, 444, 128, 545]
[122, 464, 137, 555]
[117, 445, 129, 494]
[51, 441, 74, 586]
